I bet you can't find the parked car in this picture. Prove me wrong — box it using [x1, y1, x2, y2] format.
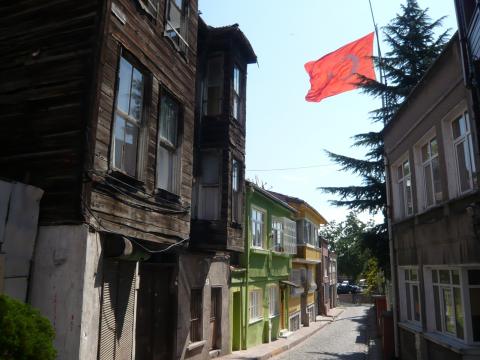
[337, 283, 362, 294]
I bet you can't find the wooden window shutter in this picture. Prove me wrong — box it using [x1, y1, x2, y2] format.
[98, 260, 137, 360]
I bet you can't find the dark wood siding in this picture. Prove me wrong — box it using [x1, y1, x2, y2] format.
[0, 0, 100, 223]
[88, 0, 198, 244]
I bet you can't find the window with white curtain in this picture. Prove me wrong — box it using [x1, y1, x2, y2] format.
[156, 92, 180, 194]
[251, 207, 265, 248]
[268, 285, 279, 317]
[248, 289, 262, 323]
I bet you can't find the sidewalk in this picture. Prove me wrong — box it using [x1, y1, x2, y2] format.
[219, 307, 344, 360]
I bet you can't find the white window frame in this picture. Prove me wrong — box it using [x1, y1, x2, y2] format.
[307, 304, 315, 323]
[398, 267, 421, 325]
[423, 266, 480, 345]
[112, 55, 146, 178]
[393, 157, 414, 220]
[156, 91, 181, 194]
[251, 207, 266, 249]
[303, 218, 318, 247]
[283, 218, 297, 255]
[451, 112, 476, 195]
[414, 130, 443, 211]
[289, 312, 301, 332]
[248, 288, 263, 323]
[271, 217, 284, 252]
[268, 285, 279, 318]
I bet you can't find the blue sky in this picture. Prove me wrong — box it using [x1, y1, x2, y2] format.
[198, 0, 458, 223]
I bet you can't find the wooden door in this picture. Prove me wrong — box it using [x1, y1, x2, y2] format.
[209, 287, 221, 350]
[135, 263, 174, 360]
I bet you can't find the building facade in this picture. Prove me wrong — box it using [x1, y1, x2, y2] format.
[230, 181, 297, 350]
[269, 192, 327, 331]
[384, 34, 480, 360]
[0, 2, 254, 360]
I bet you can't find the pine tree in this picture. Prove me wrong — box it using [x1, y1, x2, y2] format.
[320, 0, 450, 271]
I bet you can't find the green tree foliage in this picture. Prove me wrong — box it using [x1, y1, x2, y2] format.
[0, 295, 56, 360]
[320, 0, 450, 272]
[320, 212, 372, 281]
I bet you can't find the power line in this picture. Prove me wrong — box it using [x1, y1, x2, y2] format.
[246, 164, 335, 172]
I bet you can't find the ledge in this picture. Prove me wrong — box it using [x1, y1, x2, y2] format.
[398, 321, 422, 334]
[423, 332, 480, 355]
[251, 248, 269, 255]
[248, 317, 263, 326]
[187, 340, 206, 352]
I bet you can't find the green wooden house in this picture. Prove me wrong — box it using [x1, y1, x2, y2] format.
[230, 181, 297, 351]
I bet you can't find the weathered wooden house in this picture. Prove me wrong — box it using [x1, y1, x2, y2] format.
[182, 19, 256, 359]
[0, 1, 228, 359]
[384, 34, 480, 360]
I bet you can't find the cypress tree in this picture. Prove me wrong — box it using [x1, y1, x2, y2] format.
[320, 0, 450, 271]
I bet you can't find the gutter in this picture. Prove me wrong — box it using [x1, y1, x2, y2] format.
[384, 154, 399, 358]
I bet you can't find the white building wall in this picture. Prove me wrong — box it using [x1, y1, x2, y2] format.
[29, 225, 102, 360]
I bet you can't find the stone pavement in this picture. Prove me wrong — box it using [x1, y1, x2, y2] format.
[218, 307, 345, 360]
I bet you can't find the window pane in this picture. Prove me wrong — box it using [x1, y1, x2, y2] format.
[433, 285, 442, 331]
[403, 161, 410, 176]
[430, 138, 438, 156]
[204, 56, 223, 116]
[452, 117, 462, 139]
[406, 283, 412, 320]
[159, 94, 178, 146]
[432, 157, 442, 202]
[398, 180, 405, 217]
[456, 141, 473, 192]
[113, 115, 126, 170]
[406, 178, 413, 215]
[413, 284, 421, 322]
[443, 288, 456, 334]
[468, 270, 480, 285]
[411, 269, 418, 281]
[421, 144, 429, 162]
[439, 270, 450, 284]
[424, 163, 434, 206]
[232, 160, 239, 191]
[404, 269, 410, 281]
[233, 66, 240, 94]
[117, 57, 133, 114]
[201, 152, 219, 184]
[157, 145, 173, 191]
[124, 121, 138, 176]
[470, 288, 480, 341]
[453, 287, 464, 339]
[129, 67, 144, 121]
[452, 270, 460, 285]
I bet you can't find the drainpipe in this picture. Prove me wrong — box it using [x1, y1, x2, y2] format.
[384, 154, 399, 358]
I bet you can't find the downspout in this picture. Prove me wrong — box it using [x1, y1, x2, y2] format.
[384, 154, 399, 358]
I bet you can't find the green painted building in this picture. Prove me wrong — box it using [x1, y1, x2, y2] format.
[230, 181, 297, 351]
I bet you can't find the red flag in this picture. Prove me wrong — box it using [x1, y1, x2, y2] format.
[305, 32, 376, 102]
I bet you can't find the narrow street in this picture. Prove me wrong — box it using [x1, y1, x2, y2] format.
[274, 305, 370, 360]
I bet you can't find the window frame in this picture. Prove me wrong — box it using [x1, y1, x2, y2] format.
[202, 54, 224, 117]
[303, 218, 319, 247]
[231, 158, 242, 224]
[196, 149, 222, 220]
[399, 266, 422, 325]
[393, 157, 414, 220]
[424, 266, 480, 345]
[190, 288, 203, 343]
[248, 288, 263, 323]
[111, 52, 148, 180]
[231, 64, 244, 123]
[268, 284, 279, 318]
[271, 216, 284, 252]
[156, 88, 182, 195]
[451, 112, 476, 195]
[164, 0, 189, 54]
[251, 206, 266, 249]
[137, 0, 159, 18]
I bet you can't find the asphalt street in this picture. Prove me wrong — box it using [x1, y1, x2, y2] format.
[273, 305, 370, 360]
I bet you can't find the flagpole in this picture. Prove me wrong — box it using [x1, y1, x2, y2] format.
[368, 0, 386, 99]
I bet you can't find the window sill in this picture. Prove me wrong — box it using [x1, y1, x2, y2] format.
[248, 318, 263, 325]
[187, 340, 206, 352]
[423, 331, 480, 355]
[107, 170, 145, 190]
[398, 321, 422, 334]
[271, 251, 290, 257]
[154, 188, 181, 204]
[251, 247, 269, 255]
[269, 314, 280, 319]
